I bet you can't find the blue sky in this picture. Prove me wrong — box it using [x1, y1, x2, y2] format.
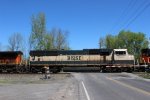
[0, 0, 150, 50]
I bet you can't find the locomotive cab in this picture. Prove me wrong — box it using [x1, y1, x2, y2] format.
[112, 49, 134, 72]
[113, 49, 134, 65]
[101, 49, 134, 72]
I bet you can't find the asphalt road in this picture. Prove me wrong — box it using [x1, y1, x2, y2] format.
[0, 73, 149, 100]
[73, 73, 150, 100]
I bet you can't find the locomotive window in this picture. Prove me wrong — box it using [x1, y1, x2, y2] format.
[38, 58, 40, 61]
[115, 51, 126, 55]
[32, 56, 35, 61]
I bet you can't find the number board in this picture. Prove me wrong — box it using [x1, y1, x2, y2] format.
[67, 56, 81, 61]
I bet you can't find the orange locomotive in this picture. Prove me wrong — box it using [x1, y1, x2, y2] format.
[0, 51, 23, 73]
[140, 48, 150, 72]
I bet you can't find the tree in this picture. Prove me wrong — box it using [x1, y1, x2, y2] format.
[117, 30, 148, 59]
[29, 13, 70, 50]
[105, 34, 118, 49]
[29, 13, 46, 50]
[50, 28, 70, 50]
[43, 33, 53, 50]
[103, 30, 148, 59]
[99, 37, 106, 48]
[8, 33, 23, 51]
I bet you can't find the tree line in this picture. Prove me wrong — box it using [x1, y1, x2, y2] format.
[0, 12, 149, 60]
[99, 30, 149, 59]
[1, 13, 70, 53]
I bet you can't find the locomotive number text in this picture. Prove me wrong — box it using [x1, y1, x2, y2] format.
[67, 56, 81, 61]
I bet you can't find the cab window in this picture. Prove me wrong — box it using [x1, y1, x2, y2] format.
[32, 56, 35, 61]
[115, 51, 126, 55]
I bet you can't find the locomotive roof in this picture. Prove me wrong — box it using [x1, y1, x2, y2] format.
[0, 51, 23, 57]
[30, 50, 86, 56]
[0, 51, 23, 54]
[114, 49, 127, 51]
[141, 48, 150, 53]
[30, 49, 113, 56]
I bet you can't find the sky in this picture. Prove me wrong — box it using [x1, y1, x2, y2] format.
[0, 0, 150, 50]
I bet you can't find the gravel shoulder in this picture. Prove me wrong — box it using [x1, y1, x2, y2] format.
[0, 73, 79, 100]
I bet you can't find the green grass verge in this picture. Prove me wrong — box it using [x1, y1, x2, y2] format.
[133, 72, 150, 79]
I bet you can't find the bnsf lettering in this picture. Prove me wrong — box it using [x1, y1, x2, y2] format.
[67, 56, 81, 60]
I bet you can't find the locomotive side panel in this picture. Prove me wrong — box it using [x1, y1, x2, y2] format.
[88, 55, 112, 65]
[88, 49, 113, 66]
[140, 49, 150, 64]
[16, 54, 23, 65]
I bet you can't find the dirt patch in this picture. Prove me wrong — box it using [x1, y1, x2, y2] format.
[0, 73, 71, 84]
[0, 73, 79, 100]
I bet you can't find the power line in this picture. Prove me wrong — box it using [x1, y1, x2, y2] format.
[124, 1, 150, 29]
[109, 0, 135, 33]
[119, 0, 150, 30]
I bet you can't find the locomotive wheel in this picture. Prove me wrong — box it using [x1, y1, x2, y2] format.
[49, 67, 61, 73]
[117, 68, 122, 72]
[7, 70, 12, 73]
[101, 66, 106, 73]
[128, 68, 133, 73]
[51, 69, 60, 73]
[105, 67, 111, 73]
[0, 70, 2, 73]
[31, 67, 37, 73]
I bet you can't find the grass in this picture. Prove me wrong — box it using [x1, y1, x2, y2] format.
[133, 72, 150, 79]
[0, 79, 13, 84]
[0, 79, 39, 84]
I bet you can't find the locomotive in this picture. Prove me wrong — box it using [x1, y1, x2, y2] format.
[29, 49, 134, 73]
[0, 51, 24, 73]
[140, 48, 150, 72]
[0, 48, 149, 73]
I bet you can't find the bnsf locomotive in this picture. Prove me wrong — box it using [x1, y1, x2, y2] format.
[29, 49, 134, 73]
[0, 51, 23, 73]
[140, 48, 150, 72]
[0, 48, 149, 73]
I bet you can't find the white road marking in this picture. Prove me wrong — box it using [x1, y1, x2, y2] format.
[82, 81, 91, 100]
